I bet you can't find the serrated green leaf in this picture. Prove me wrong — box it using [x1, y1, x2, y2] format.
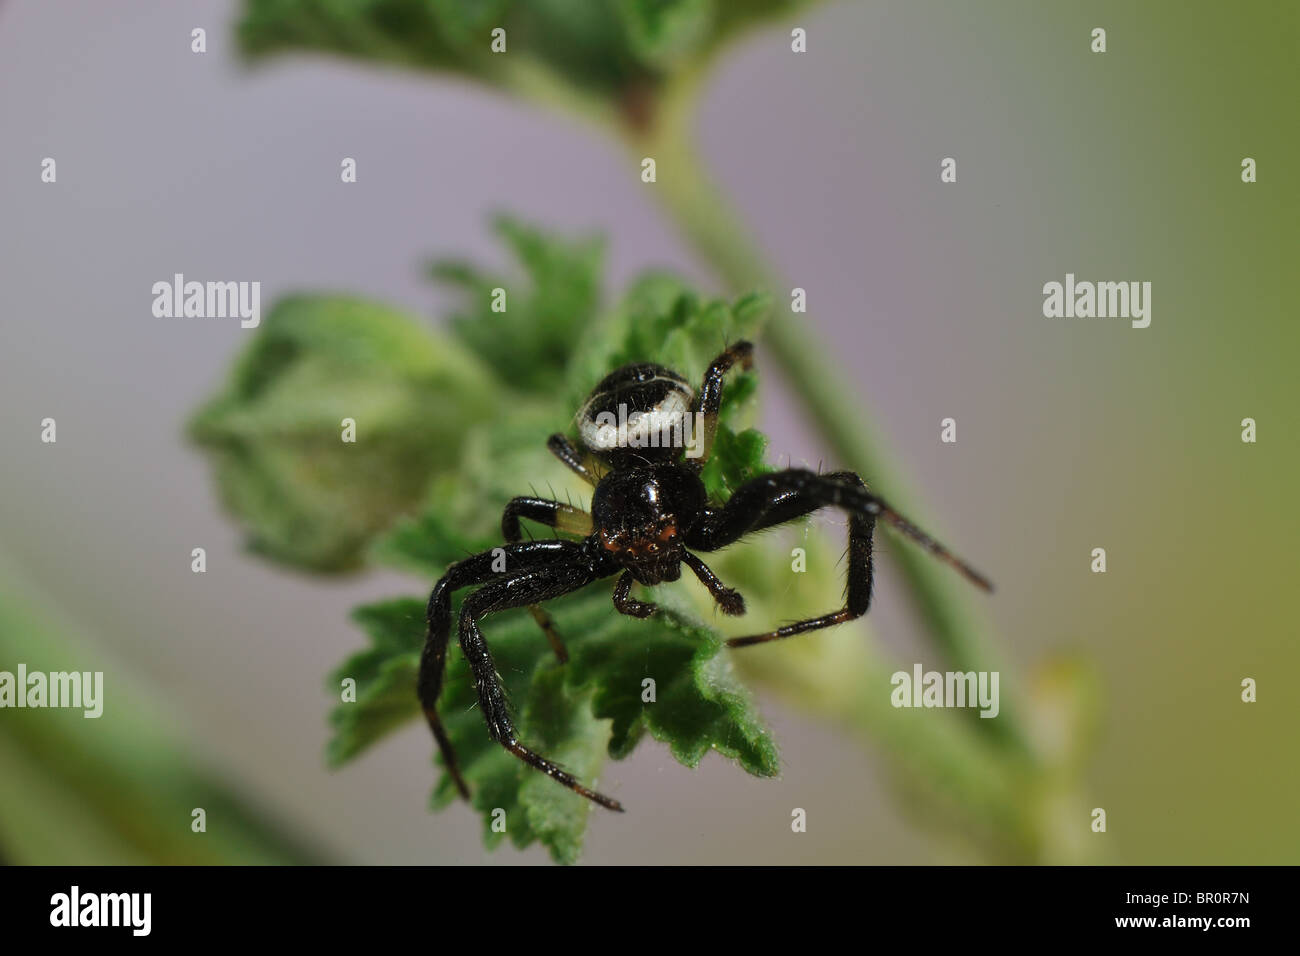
[328, 584, 777, 864]
[238, 0, 642, 96]
[700, 424, 771, 501]
[326, 600, 426, 765]
[237, 0, 822, 110]
[238, 0, 492, 71]
[431, 216, 604, 392]
[565, 273, 770, 411]
[515, 671, 607, 865]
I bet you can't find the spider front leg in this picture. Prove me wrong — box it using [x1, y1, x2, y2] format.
[546, 433, 602, 485]
[681, 552, 746, 616]
[420, 540, 595, 801]
[502, 496, 594, 663]
[454, 553, 624, 811]
[690, 340, 754, 466]
[686, 469, 992, 647]
[609, 557, 746, 621]
[612, 572, 657, 618]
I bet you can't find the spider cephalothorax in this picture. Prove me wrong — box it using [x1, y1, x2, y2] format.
[418, 341, 993, 811]
[591, 467, 703, 584]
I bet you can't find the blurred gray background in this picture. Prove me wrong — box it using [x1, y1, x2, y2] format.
[4, 1, 1293, 863]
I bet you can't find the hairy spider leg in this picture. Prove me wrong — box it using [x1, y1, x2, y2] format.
[686, 470, 992, 647]
[681, 552, 746, 616]
[456, 554, 624, 810]
[546, 433, 603, 485]
[689, 340, 754, 467]
[501, 496, 595, 663]
[419, 539, 616, 806]
[611, 571, 656, 618]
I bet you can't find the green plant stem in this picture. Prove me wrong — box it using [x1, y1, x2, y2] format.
[625, 70, 1032, 757]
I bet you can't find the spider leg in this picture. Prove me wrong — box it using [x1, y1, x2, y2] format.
[685, 469, 992, 647]
[502, 496, 593, 540]
[612, 571, 656, 618]
[501, 496, 595, 663]
[546, 433, 603, 485]
[681, 552, 746, 616]
[419, 540, 592, 801]
[526, 605, 567, 663]
[689, 340, 754, 467]
[457, 555, 624, 811]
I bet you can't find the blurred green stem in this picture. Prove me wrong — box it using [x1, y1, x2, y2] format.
[0, 552, 325, 864]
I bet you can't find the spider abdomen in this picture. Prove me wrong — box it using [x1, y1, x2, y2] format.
[576, 362, 696, 465]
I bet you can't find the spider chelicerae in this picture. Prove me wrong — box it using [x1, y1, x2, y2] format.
[418, 341, 993, 811]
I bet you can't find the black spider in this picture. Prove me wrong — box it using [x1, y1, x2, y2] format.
[418, 341, 992, 811]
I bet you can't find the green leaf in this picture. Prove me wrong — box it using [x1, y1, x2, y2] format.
[327, 586, 778, 864]
[238, 0, 644, 96]
[326, 600, 426, 766]
[565, 273, 770, 411]
[431, 216, 604, 392]
[238, 0, 500, 72]
[188, 295, 497, 572]
[614, 0, 715, 69]
[371, 402, 573, 573]
[700, 423, 770, 501]
[237, 0, 822, 111]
